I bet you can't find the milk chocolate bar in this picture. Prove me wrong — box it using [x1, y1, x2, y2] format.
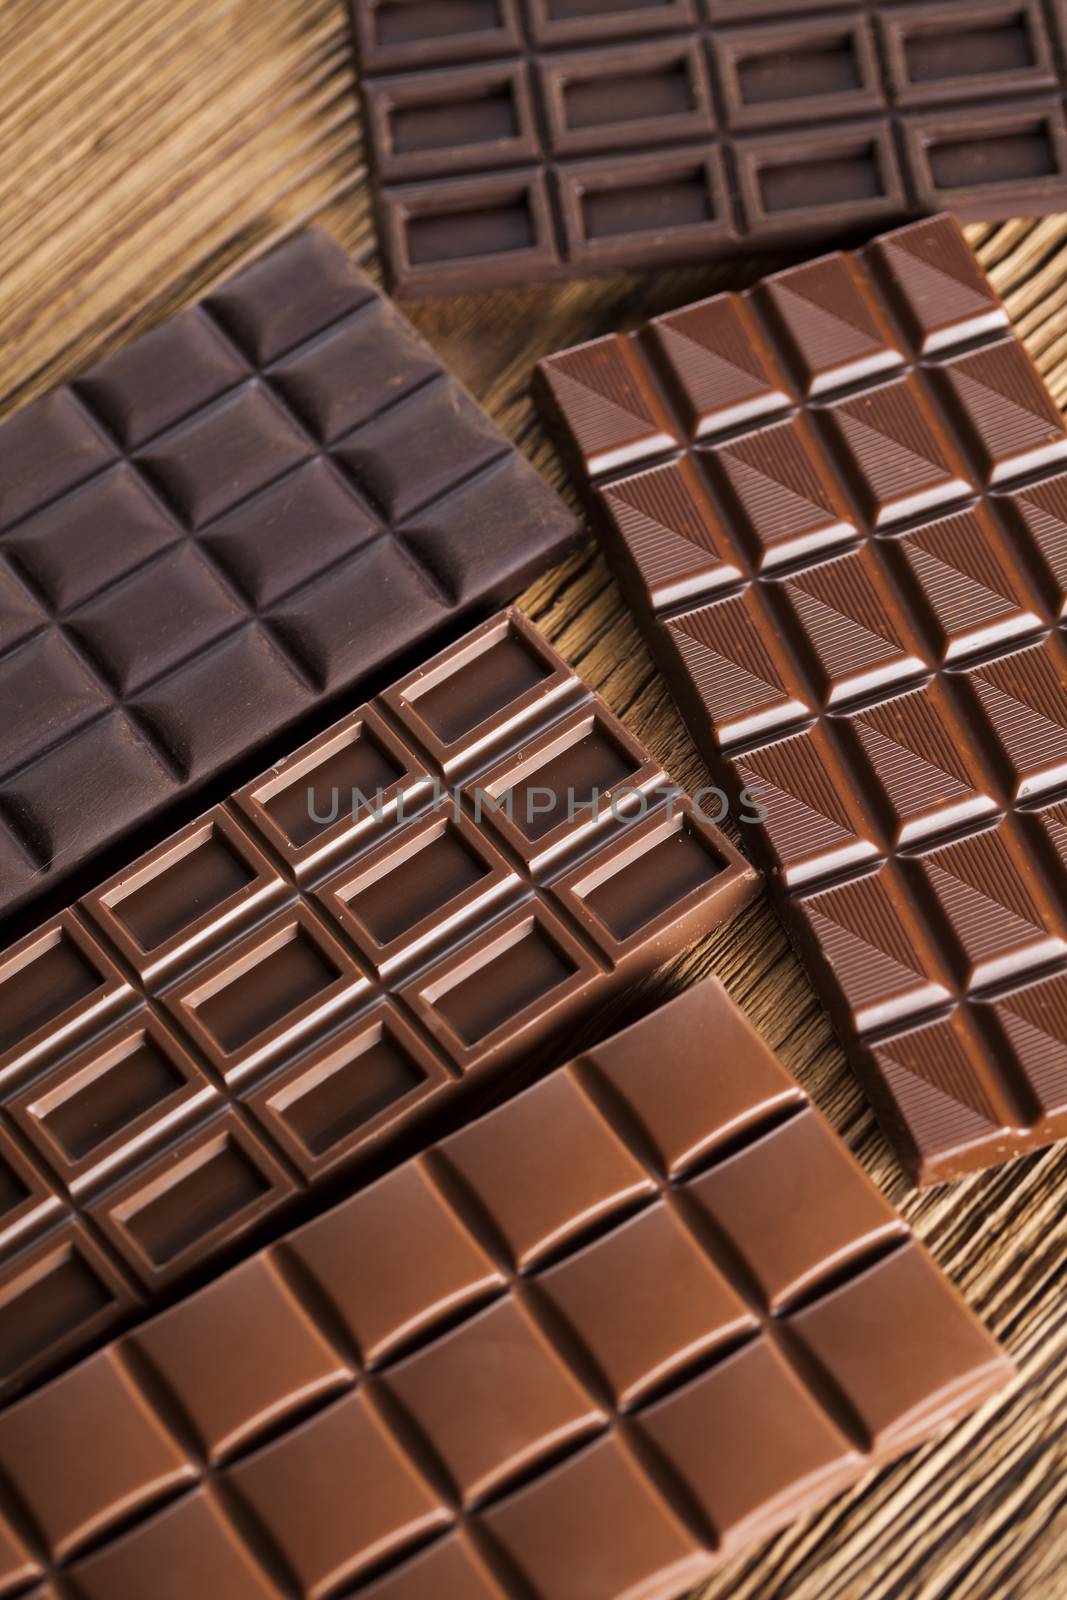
[0, 230, 577, 924]
[351, 0, 1067, 297]
[0, 981, 1011, 1599]
[0, 610, 757, 1400]
[537, 213, 1067, 1186]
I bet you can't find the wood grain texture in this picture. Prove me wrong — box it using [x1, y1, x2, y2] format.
[0, 3, 1064, 1596]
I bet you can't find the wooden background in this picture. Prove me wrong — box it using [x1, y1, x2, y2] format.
[1, 2, 1065, 1595]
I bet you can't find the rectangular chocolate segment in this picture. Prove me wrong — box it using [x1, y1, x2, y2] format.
[0, 610, 757, 1400]
[537, 213, 1067, 1187]
[0, 230, 577, 924]
[350, 0, 1067, 297]
[0, 981, 1010, 1599]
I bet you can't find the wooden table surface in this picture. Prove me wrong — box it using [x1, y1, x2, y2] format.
[1, 3, 1065, 1596]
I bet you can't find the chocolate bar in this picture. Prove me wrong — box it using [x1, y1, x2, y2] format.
[0, 981, 1011, 1600]
[0, 610, 757, 1401]
[350, 0, 1067, 298]
[0, 230, 577, 926]
[536, 213, 1067, 1187]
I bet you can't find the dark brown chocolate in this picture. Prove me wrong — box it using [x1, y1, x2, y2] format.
[536, 213, 1067, 1187]
[0, 981, 1011, 1600]
[0, 611, 758, 1401]
[350, 0, 1067, 298]
[0, 230, 577, 925]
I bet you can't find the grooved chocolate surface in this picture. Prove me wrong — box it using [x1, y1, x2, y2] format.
[0, 611, 757, 1402]
[0, 231, 577, 925]
[350, 0, 1067, 298]
[537, 213, 1067, 1187]
[0, 981, 1011, 1600]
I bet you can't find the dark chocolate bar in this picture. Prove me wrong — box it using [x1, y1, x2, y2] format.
[0, 981, 1011, 1600]
[350, 0, 1067, 298]
[0, 610, 757, 1401]
[537, 213, 1067, 1187]
[0, 230, 577, 925]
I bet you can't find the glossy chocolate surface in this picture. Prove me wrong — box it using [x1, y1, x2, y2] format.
[537, 213, 1067, 1186]
[0, 230, 576, 924]
[0, 981, 1011, 1599]
[350, 0, 1067, 297]
[0, 611, 757, 1401]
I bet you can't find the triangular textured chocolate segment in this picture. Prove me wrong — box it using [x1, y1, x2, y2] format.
[808, 869, 919, 971]
[762, 256, 901, 393]
[801, 869, 942, 1029]
[667, 596, 796, 737]
[1006, 475, 1067, 611]
[807, 907, 924, 1017]
[971, 641, 1067, 792]
[602, 462, 737, 611]
[869, 216, 1008, 354]
[899, 509, 1030, 656]
[713, 419, 853, 563]
[736, 732, 860, 875]
[830, 378, 971, 524]
[540, 340, 676, 475]
[942, 341, 1067, 484]
[786, 556, 911, 690]
[652, 296, 786, 434]
[873, 1017, 1000, 1136]
[926, 826, 1044, 928]
[995, 974, 1067, 1114]
[921, 829, 1052, 979]
[852, 689, 976, 819]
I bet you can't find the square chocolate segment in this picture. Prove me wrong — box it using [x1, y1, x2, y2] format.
[384, 1296, 605, 1503]
[89, 1111, 296, 1286]
[246, 1005, 452, 1178]
[636, 1337, 860, 1551]
[284, 1158, 504, 1365]
[689, 1109, 906, 1311]
[316, 812, 515, 975]
[226, 1391, 450, 1595]
[472, 702, 663, 869]
[399, 902, 604, 1072]
[82, 809, 285, 982]
[382, 608, 581, 775]
[131, 1254, 350, 1463]
[331, 1532, 511, 1600]
[880, 1, 1056, 109]
[550, 802, 753, 965]
[233, 705, 432, 879]
[537, 212, 1067, 1184]
[434, 1067, 655, 1270]
[580, 981, 804, 1178]
[788, 1242, 1013, 1452]
[163, 906, 370, 1088]
[0, 914, 131, 1089]
[540, 1201, 756, 1405]
[8, 1015, 215, 1193]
